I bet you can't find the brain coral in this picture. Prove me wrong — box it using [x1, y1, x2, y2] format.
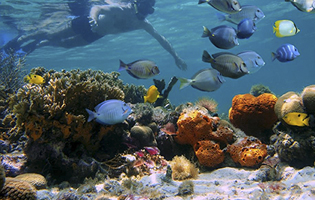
[0, 163, 5, 191]
[301, 85, 315, 114]
[15, 173, 47, 190]
[227, 137, 267, 167]
[229, 93, 278, 136]
[274, 91, 305, 120]
[0, 177, 37, 200]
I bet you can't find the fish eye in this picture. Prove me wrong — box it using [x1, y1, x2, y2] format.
[298, 114, 301, 117]
[257, 56, 261, 59]
[257, 10, 260, 12]
[233, 1, 238, 5]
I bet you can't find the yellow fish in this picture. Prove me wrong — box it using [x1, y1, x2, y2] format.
[282, 112, 309, 126]
[144, 85, 162, 103]
[273, 20, 300, 38]
[25, 74, 45, 84]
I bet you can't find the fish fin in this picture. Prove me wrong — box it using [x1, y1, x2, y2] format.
[201, 26, 211, 38]
[85, 108, 95, 122]
[177, 77, 192, 89]
[198, 0, 207, 4]
[158, 95, 163, 99]
[303, 115, 310, 126]
[118, 60, 127, 71]
[272, 26, 277, 33]
[202, 50, 214, 63]
[144, 96, 147, 103]
[271, 52, 277, 61]
[216, 12, 226, 22]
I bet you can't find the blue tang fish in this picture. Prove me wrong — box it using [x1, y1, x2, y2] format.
[216, 5, 265, 24]
[237, 51, 265, 74]
[272, 44, 300, 62]
[119, 59, 160, 79]
[86, 99, 132, 125]
[237, 18, 256, 39]
[202, 25, 239, 49]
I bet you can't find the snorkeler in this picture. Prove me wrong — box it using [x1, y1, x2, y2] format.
[2, 0, 187, 70]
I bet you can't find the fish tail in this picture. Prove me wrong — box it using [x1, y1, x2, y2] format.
[177, 77, 192, 89]
[198, 0, 208, 4]
[271, 52, 277, 61]
[202, 50, 214, 63]
[216, 12, 226, 22]
[201, 26, 211, 38]
[144, 96, 147, 103]
[85, 108, 95, 122]
[304, 116, 310, 126]
[118, 59, 127, 71]
[272, 26, 276, 33]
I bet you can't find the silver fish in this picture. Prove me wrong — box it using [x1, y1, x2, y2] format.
[199, 0, 242, 14]
[119, 59, 160, 79]
[202, 50, 248, 79]
[177, 68, 225, 92]
[86, 99, 132, 125]
[216, 5, 265, 24]
[237, 51, 265, 74]
[285, 0, 315, 13]
[202, 25, 238, 49]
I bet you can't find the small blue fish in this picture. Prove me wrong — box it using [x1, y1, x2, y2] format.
[237, 18, 256, 39]
[272, 44, 300, 62]
[202, 25, 239, 49]
[86, 99, 132, 125]
[119, 59, 160, 79]
[237, 51, 265, 73]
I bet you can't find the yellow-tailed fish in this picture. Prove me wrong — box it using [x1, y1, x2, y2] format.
[282, 112, 309, 126]
[25, 74, 45, 84]
[144, 85, 162, 103]
[273, 20, 300, 38]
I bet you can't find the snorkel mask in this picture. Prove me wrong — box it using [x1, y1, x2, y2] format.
[133, 0, 155, 20]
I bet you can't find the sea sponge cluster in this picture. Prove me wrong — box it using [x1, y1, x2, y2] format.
[175, 109, 234, 167]
[227, 137, 267, 167]
[274, 85, 315, 125]
[229, 93, 278, 136]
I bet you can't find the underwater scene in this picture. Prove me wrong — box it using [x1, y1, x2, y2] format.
[0, 0, 315, 199]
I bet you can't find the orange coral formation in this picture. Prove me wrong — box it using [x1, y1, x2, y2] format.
[227, 137, 267, 167]
[194, 140, 224, 167]
[229, 93, 278, 136]
[175, 110, 218, 146]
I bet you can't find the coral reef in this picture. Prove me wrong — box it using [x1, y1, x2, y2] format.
[195, 97, 218, 114]
[227, 137, 268, 167]
[170, 155, 199, 180]
[0, 177, 37, 200]
[130, 125, 157, 148]
[0, 163, 5, 191]
[250, 84, 274, 97]
[229, 93, 278, 137]
[301, 85, 315, 114]
[194, 140, 225, 168]
[274, 91, 305, 121]
[15, 173, 47, 190]
[1, 153, 27, 177]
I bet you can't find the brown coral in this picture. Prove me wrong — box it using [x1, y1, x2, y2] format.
[0, 163, 5, 191]
[194, 140, 224, 167]
[301, 85, 315, 114]
[229, 93, 278, 136]
[15, 173, 47, 190]
[274, 92, 304, 120]
[0, 177, 37, 200]
[170, 155, 198, 180]
[227, 137, 267, 167]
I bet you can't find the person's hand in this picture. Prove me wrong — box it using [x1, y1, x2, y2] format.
[175, 57, 187, 71]
[88, 16, 98, 32]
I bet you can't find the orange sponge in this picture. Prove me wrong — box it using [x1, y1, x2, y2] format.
[229, 93, 278, 136]
[194, 140, 224, 167]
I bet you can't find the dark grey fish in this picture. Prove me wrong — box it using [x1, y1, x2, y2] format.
[202, 50, 248, 79]
[199, 0, 242, 14]
[202, 25, 239, 49]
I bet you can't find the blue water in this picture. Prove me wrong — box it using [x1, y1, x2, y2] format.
[1, 0, 315, 114]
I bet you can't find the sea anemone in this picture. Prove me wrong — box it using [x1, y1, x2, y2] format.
[195, 97, 218, 114]
[170, 155, 198, 180]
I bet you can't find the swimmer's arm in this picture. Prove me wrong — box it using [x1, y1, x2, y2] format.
[142, 20, 187, 70]
[89, 4, 123, 21]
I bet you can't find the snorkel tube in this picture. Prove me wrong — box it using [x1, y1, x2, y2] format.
[133, 0, 155, 20]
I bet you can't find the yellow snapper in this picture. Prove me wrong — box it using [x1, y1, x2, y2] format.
[273, 20, 300, 38]
[144, 85, 162, 103]
[202, 50, 248, 79]
[25, 74, 45, 84]
[199, 0, 242, 14]
[119, 59, 160, 79]
[285, 0, 315, 13]
[282, 112, 309, 126]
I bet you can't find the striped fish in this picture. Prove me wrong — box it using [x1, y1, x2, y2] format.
[272, 43, 300, 62]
